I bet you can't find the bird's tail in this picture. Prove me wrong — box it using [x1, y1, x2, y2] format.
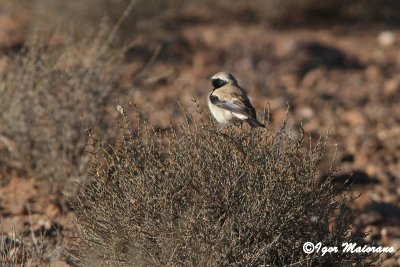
[246, 118, 266, 128]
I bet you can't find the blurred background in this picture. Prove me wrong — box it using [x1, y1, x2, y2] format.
[0, 0, 399, 265]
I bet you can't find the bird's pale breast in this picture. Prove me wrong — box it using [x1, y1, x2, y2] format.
[207, 92, 248, 124]
[207, 93, 233, 123]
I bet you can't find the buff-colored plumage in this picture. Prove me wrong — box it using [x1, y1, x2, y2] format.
[207, 72, 265, 128]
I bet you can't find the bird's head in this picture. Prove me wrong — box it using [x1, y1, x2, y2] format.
[208, 71, 238, 89]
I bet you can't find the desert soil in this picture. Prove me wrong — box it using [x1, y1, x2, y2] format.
[0, 6, 399, 266]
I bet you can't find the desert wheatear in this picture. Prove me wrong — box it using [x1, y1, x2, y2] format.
[207, 71, 265, 128]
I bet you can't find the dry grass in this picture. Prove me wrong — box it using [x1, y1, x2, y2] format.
[195, 0, 400, 24]
[0, 1, 398, 266]
[72, 105, 381, 266]
[0, 223, 64, 266]
[0, 28, 127, 190]
[7, 0, 400, 42]
[9, 0, 184, 40]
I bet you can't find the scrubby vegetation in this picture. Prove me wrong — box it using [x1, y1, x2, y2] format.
[1, 0, 399, 266]
[73, 106, 380, 266]
[0, 225, 64, 266]
[0, 30, 126, 189]
[7, 0, 400, 41]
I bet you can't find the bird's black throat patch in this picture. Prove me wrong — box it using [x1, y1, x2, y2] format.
[209, 94, 221, 105]
[211, 78, 228, 89]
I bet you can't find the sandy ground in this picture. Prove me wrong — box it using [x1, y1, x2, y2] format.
[0, 4, 399, 266]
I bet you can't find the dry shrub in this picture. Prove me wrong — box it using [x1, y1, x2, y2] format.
[8, 0, 400, 43]
[198, 0, 400, 24]
[253, 0, 346, 23]
[0, 30, 125, 188]
[73, 106, 380, 266]
[11, 0, 183, 39]
[0, 234, 29, 267]
[208, 0, 400, 25]
[0, 225, 64, 266]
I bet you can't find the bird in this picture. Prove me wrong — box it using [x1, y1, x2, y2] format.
[207, 71, 265, 128]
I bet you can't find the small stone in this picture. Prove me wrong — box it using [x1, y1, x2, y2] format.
[365, 164, 378, 178]
[378, 31, 396, 47]
[365, 65, 382, 80]
[384, 78, 400, 97]
[45, 204, 60, 218]
[381, 227, 388, 237]
[343, 110, 365, 126]
[298, 106, 314, 120]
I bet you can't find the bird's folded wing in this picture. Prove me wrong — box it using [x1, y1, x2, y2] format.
[209, 94, 253, 118]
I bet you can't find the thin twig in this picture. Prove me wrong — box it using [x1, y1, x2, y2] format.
[101, 0, 139, 52]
